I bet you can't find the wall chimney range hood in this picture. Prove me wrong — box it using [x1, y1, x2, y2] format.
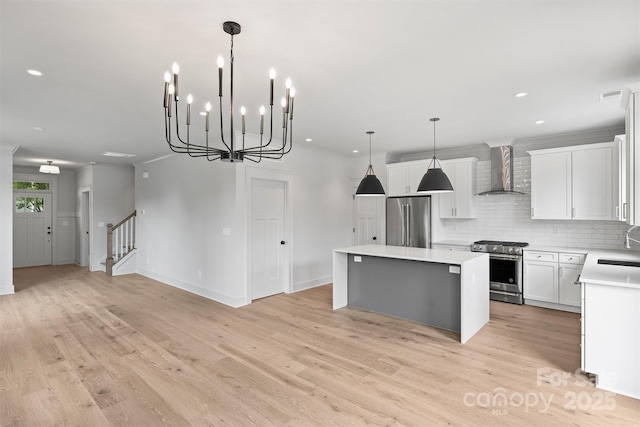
[477, 140, 525, 195]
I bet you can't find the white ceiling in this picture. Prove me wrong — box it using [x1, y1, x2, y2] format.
[2, 0, 639, 169]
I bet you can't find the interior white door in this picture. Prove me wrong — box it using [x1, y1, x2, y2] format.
[355, 196, 383, 245]
[13, 192, 53, 268]
[251, 179, 286, 300]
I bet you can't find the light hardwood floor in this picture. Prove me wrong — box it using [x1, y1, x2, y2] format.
[1, 265, 638, 426]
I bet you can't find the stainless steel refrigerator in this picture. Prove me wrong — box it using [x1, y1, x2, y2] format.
[386, 196, 431, 248]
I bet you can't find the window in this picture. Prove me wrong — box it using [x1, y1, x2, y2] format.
[15, 196, 45, 213]
[13, 181, 50, 190]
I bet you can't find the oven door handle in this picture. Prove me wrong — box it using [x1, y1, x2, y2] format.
[489, 253, 520, 261]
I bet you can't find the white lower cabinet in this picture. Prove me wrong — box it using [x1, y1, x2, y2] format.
[582, 281, 640, 399]
[523, 250, 584, 311]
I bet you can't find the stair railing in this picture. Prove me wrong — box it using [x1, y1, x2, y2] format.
[106, 210, 136, 277]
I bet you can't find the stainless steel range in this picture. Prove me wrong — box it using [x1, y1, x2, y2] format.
[471, 240, 529, 304]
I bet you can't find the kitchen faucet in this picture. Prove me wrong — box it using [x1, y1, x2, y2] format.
[625, 225, 640, 249]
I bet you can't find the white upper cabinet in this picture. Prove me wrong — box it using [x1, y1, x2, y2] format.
[529, 142, 617, 221]
[572, 144, 614, 220]
[530, 151, 572, 219]
[386, 160, 429, 197]
[438, 158, 477, 219]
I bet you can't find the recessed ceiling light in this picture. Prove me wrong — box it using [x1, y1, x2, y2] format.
[32, 126, 45, 131]
[305, 138, 312, 142]
[200, 112, 207, 116]
[102, 151, 136, 158]
[26, 69, 43, 77]
[514, 92, 528, 98]
[535, 120, 545, 124]
[353, 150, 359, 153]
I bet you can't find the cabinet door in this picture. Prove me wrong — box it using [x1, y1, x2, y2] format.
[438, 162, 456, 218]
[452, 161, 476, 218]
[572, 146, 614, 220]
[408, 162, 428, 195]
[387, 165, 409, 197]
[530, 152, 572, 219]
[558, 263, 582, 307]
[524, 260, 558, 303]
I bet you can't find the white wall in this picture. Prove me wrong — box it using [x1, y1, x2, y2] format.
[135, 143, 353, 307]
[91, 165, 135, 270]
[75, 166, 93, 265]
[0, 145, 17, 295]
[75, 164, 135, 270]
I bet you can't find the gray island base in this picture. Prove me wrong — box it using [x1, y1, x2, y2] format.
[333, 245, 490, 344]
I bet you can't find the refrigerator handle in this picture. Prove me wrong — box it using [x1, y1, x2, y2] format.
[405, 204, 411, 246]
[400, 204, 405, 246]
[402, 205, 409, 246]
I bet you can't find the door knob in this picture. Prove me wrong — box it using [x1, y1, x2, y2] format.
[372, 237, 377, 240]
[280, 241, 286, 245]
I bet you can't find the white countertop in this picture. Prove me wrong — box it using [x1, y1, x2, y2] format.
[580, 249, 640, 289]
[525, 245, 589, 254]
[432, 240, 473, 248]
[334, 245, 487, 265]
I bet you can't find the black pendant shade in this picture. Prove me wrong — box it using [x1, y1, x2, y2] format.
[356, 131, 385, 196]
[356, 172, 385, 196]
[417, 117, 454, 194]
[417, 167, 453, 193]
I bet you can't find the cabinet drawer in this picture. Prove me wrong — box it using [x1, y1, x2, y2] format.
[524, 251, 558, 262]
[559, 253, 585, 264]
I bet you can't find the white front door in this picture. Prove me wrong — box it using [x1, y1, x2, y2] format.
[354, 196, 384, 245]
[13, 192, 53, 267]
[251, 179, 286, 300]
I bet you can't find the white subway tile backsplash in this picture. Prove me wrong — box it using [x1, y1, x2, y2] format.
[440, 156, 630, 250]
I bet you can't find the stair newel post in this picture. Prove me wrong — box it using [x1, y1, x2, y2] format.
[106, 223, 114, 277]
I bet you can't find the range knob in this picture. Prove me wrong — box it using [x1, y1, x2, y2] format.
[492, 246, 499, 252]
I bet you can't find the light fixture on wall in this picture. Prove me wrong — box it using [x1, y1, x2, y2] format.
[417, 117, 453, 193]
[163, 21, 296, 163]
[39, 161, 60, 174]
[356, 131, 385, 196]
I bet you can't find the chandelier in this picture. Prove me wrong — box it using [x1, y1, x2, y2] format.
[163, 21, 296, 163]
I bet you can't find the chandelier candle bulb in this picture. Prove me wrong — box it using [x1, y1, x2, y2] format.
[186, 94, 193, 125]
[171, 62, 179, 100]
[281, 97, 286, 128]
[168, 84, 175, 117]
[205, 102, 211, 132]
[217, 56, 224, 97]
[259, 106, 265, 134]
[289, 87, 295, 120]
[163, 71, 171, 108]
[269, 68, 276, 106]
[285, 77, 292, 113]
[240, 106, 246, 134]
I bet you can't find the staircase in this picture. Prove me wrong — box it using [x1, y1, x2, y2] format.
[106, 211, 137, 277]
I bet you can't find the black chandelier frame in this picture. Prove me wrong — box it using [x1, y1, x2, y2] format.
[163, 21, 295, 163]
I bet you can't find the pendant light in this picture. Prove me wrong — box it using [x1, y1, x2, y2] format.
[417, 117, 453, 193]
[356, 131, 385, 196]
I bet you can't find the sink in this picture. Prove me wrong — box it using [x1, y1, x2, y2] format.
[598, 259, 640, 267]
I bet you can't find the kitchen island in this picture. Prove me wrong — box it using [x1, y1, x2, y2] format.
[333, 245, 489, 344]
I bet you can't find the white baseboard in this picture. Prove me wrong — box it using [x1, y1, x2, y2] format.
[0, 285, 15, 296]
[54, 258, 76, 266]
[137, 267, 246, 308]
[292, 275, 331, 293]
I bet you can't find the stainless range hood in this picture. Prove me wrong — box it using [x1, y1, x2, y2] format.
[476, 144, 525, 195]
